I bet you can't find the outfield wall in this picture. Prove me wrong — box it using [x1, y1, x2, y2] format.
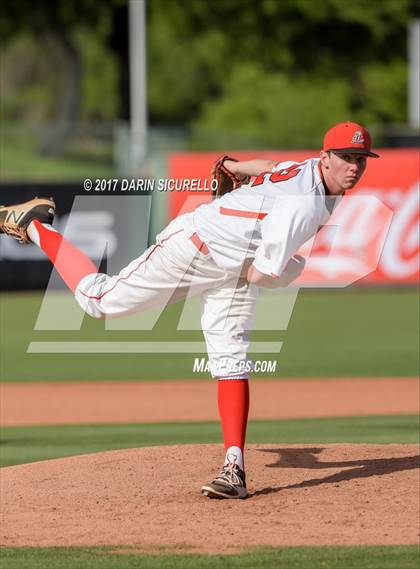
[0, 185, 151, 290]
[1, 149, 418, 289]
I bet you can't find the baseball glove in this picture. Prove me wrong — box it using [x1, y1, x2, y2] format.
[211, 155, 250, 198]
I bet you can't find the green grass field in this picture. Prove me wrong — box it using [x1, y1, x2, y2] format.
[1, 134, 116, 181]
[2, 415, 419, 568]
[1, 288, 418, 568]
[1, 415, 418, 467]
[1, 545, 418, 569]
[1, 287, 418, 381]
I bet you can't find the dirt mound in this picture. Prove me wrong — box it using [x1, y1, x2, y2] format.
[1, 444, 419, 553]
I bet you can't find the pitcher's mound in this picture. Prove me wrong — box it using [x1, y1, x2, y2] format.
[1, 444, 419, 553]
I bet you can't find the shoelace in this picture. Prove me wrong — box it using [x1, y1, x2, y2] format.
[215, 463, 244, 486]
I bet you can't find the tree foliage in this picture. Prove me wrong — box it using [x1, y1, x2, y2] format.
[148, 0, 418, 147]
[191, 65, 352, 149]
[1, 0, 418, 149]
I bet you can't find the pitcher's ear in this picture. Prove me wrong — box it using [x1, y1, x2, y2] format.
[320, 150, 330, 168]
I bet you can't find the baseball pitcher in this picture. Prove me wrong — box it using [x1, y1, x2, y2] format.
[0, 121, 379, 499]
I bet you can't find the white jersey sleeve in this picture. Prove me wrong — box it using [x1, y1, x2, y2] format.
[192, 157, 331, 275]
[253, 194, 324, 278]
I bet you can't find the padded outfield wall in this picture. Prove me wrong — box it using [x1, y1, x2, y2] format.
[0, 149, 418, 289]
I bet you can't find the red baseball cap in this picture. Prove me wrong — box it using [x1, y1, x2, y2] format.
[323, 121, 379, 158]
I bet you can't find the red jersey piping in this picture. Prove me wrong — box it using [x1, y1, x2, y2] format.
[79, 229, 185, 301]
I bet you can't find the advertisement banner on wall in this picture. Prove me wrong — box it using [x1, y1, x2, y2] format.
[168, 149, 419, 285]
[0, 185, 151, 290]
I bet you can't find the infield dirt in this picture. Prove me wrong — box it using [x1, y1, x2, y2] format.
[1, 377, 418, 426]
[1, 444, 419, 552]
[2, 377, 419, 552]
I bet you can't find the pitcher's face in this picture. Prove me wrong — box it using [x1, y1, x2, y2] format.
[320, 151, 367, 194]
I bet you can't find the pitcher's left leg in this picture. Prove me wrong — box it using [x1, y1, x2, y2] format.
[200, 278, 258, 499]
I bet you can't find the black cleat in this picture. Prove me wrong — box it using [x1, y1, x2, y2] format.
[201, 458, 248, 499]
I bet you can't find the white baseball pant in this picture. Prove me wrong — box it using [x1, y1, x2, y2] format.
[75, 214, 258, 379]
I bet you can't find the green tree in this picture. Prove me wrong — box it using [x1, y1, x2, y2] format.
[191, 64, 351, 149]
[148, 0, 418, 145]
[1, 0, 418, 152]
[0, 0, 124, 153]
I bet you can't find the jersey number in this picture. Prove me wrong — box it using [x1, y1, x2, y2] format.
[251, 163, 302, 187]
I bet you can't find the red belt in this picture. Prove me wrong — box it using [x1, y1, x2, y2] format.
[190, 232, 210, 255]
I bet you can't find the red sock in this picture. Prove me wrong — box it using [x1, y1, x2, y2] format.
[30, 220, 97, 293]
[217, 379, 249, 452]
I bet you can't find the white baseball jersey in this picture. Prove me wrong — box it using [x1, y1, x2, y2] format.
[75, 156, 335, 380]
[192, 158, 335, 276]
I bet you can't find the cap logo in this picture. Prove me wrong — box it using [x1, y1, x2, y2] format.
[351, 130, 365, 144]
